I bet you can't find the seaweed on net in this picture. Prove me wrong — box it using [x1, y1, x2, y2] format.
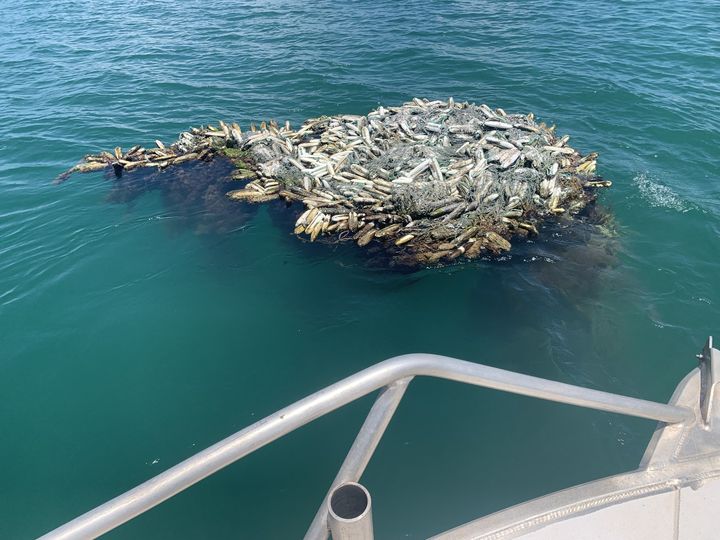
[105, 158, 258, 235]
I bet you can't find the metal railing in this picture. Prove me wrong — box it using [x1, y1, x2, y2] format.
[39, 353, 695, 540]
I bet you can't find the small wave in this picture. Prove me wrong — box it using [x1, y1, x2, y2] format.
[632, 173, 693, 213]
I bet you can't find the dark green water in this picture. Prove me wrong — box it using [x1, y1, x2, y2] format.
[2, 1, 719, 538]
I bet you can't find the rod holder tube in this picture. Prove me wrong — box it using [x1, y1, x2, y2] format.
[327, 482, 373, 540]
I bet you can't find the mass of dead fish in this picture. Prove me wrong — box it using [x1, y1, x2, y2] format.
[57, 98, 611, 267]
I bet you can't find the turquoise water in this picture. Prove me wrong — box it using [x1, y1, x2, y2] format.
[2, 1, 720, 538]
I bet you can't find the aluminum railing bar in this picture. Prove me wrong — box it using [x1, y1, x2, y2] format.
[304, 377, 413, 540]
[407, 355, 694, 424]
[39, 354, 694, 540]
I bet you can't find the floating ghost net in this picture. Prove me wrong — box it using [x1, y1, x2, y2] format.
[58, 98, 611, 267]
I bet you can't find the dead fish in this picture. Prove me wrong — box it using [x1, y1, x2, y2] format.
[485, 231, 511, 252]
[374, 223, 402, 238]
[348, 211, 358, 232]
[484, 120, 513, 130]
[357, 228, 376, 246]
[395, 234, 415, 246]
[543, 145, 575, 155]
[586, 180, 612, 188]
[353, 222, 375, 241]
[464, 239, 485, 259]
[454, 226, 479, 245]
[295, 209, 312, 227]
[498, 149, 521, 169]
[447, 246, 465, 260]
[484, 136, 516, 150]
[227, 189, 278, 203]
[577, 160, 596, 174]
[172, 152, 199, 164]
[53, 161, 108, 184]
[407, 159, 430, 178]
[518, 222, 539, 235]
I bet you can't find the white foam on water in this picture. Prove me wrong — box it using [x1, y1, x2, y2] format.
[632, 172, 692, 213]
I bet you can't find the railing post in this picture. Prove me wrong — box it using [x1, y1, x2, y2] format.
[327, 482, 374, 540]
[304, 377, 412, 540]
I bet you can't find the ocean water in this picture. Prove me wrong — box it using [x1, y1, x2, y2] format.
[1, 1, 719, 538]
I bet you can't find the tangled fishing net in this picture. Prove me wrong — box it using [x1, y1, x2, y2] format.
[58, 98, 611, 267]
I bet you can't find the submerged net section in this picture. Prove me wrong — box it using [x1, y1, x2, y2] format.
[58, 98, 611, 267]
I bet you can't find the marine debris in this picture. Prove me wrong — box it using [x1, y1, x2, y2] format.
[57, 98, 611, 267]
